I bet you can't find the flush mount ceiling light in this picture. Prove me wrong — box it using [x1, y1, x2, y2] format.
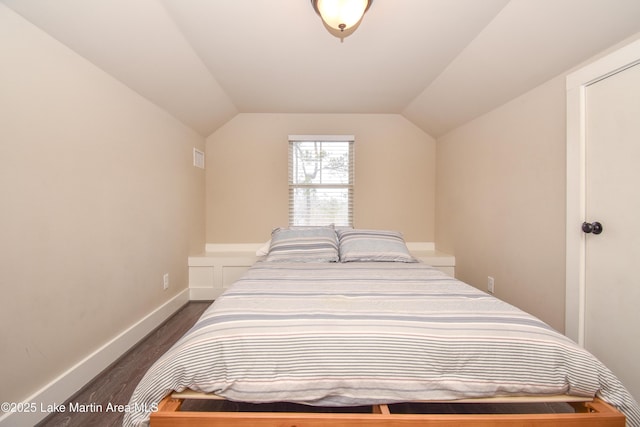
[311, 0, 373, 33]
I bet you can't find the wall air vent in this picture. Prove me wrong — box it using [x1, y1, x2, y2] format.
[193, 148, 205, 169]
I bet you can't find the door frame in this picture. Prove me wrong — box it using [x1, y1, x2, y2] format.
[565, 38, 640, 344]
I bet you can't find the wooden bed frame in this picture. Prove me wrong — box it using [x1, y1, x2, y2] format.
[150, 390, 625, 427]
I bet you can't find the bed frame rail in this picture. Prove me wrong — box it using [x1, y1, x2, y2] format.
[150, 394, 625, 427]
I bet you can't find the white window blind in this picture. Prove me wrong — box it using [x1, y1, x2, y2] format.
[288, 135, 354, 227]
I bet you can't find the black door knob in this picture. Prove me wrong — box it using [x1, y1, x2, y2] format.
[582, 221, 603, 235]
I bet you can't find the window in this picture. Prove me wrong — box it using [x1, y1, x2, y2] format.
[289, 135, 354, 227]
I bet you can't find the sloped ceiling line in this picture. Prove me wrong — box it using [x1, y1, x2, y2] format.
[2, 0, 640, 138]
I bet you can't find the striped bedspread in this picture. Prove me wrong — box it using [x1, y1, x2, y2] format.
[124, 262, 640, 427]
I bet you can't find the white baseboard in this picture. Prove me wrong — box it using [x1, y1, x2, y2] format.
[189, 287, 222, 300]
[0, 289, 189, 427]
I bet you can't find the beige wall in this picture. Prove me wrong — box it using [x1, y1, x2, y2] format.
[206, 113, 436, 243]
[434, 32, 640, 333]
[0, 6, 204, 406]
[435, 75, 567, 331]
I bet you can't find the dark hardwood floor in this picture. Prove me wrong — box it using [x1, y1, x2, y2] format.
[36, 301, 211, 427]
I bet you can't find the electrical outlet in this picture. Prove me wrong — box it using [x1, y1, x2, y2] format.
[487, 276, 495, 294]
[163, 273, 169, 290]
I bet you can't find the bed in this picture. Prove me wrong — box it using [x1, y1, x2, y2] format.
[124, 228, 640, 427]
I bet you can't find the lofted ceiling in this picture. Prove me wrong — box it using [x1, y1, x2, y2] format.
[3, 0, 640, 137]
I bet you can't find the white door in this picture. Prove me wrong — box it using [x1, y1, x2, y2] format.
[583, 62, 640, 402]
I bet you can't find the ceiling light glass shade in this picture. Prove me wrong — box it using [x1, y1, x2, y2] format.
[312, 0, 372, 32]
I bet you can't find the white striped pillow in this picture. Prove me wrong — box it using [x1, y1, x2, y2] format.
[266, 227, 339, 262]
[337, 229, 417, 263]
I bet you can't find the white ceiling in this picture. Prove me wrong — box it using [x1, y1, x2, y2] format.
[3, 0, 640, 137]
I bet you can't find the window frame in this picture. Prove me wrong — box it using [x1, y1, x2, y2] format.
[288, 135, 354, 227]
